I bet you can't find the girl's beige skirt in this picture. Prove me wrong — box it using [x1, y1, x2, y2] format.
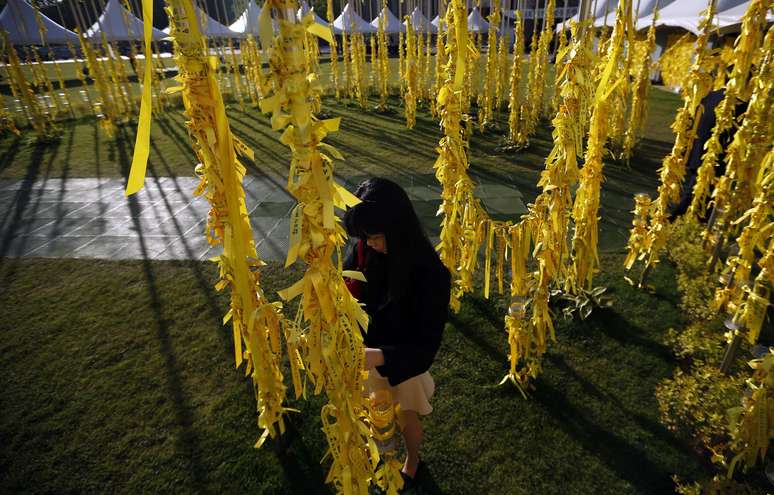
[366, 368, 435, 416]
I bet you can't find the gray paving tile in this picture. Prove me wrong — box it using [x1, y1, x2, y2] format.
[250, 201, 294, 217]
[475, 183, 524, 199]
[62, 202, 124, 219]
[101, 217, 172, 237]
[64, 217, 116, 237]
[100, 201, 167, 219]
[29, 217, 93, 237]
[110, 236, 176, 259]
[1, 218, 54, 238]
[156, 215, 205, 237]
[405, 185, 444, 201]
[27, 202, 94, 219]
[412, 200, 443, 219]
[0, 190, 20, 201]
[257, 218, 289, 261]
[26, 237, 95, 257]
[481, 197, 528, 217]
[0, 235, 52, 257]
[167, 201, 210, 220]
[249, 217, 284, 241]
[244, 179, 282, 203]
[71, 237, 130, 259]
[155, 233, 216, 260]
[10, 202, 59, 220]
[199, 244, 224, 261]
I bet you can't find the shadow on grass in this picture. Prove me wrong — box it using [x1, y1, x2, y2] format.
[0, 135, 61, 280]
[545, 352, 693, 458]
[532, 379, 677, 494]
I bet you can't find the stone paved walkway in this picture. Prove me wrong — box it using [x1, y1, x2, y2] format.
[0, 174, 528, 261]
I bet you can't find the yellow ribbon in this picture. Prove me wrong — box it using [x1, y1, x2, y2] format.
[125, 0, 154, 196]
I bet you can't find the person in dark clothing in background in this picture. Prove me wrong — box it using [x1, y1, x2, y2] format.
[343, 177, 451, 485]
[670, 88, 747, 219]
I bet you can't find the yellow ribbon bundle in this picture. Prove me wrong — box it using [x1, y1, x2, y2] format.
[501, 222, 533, 394]
[622, 11, 657, 161]
[479, 1, 500, 131]
[350, 32, 367, 108]
[550, 23, 568, 116]
[623, 193, 653, 272]
[327, 3, 341, 99]
[227, 38, 245, 107]
[716, 147, 774, 327]
[404, 20, 418, 129]
[66, 40, 97, 116]
[728, 349, 774, 477]
[256, 2, 399, 492]
[522, 0, 556, 139]
[424, 26, 433, 101]
[76, 28, 118, 136]
[242, 36, 264, 106]
[496, 30, 510, 112]
[27, 44, 64, 118]
[33, 3, 74, 118]
[567, 0, 629, 294]
[377, 7, 390, 110]
[342, 30, 353, 99]
[398, 31, 405, 98]
[432, 14, 446, 117]
[658, 34, 696, 91]
[702, 28, 774, 278]
[2, 31, 58, 139]
[688, 0, 771, 220]
[158, 0, 292, 449]
[625, 3, 718, 278]
[507, 11, 524, 144]
[433, 0, 486, 311]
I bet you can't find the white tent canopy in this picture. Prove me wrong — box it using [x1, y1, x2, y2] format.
[163, 6, 237, 37]
[591, 0, 681, 28]
[468, 6, 489, 33]
[636, 0, 747, 33]
[0, 0, 78, 44]
[334, 3, 377, 33]
[558, 0, 616, 31]
[633, 0, 677, 18]
[298, 0, 340, 33]
[86, 0, 165, 41]
[230, 0, 264, 36]
[405, 6, 436, 33]
[431, 14, 440, 28]
[371, 6, 405, 33]
[716, 1, 774, 29]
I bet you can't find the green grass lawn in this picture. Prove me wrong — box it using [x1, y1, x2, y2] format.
[0, 85, 681, 186]
[0, 55, 701, 493]
[0, 253, 714, 494]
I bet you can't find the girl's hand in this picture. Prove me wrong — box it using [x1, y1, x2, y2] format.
[364, 348, 385, 370]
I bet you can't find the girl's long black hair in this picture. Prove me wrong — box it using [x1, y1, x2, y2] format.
[343, 178, 437, 302]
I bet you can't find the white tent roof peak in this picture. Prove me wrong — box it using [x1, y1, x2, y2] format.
[162, 5, 236, 37]
[230, 0, 276, 36]
[636, 0, 747, 33]
[716, 1, 774, 30]
[298, 1, 340, 34]
[371, 6, 405, 33]
[334, 2, 377, 33]
[86, 0, 165, 42]
[405, 6, 436, 33]
[431, 14, 441, 27]
[0, 0, 78, 44]
[468, 6, 489, 33]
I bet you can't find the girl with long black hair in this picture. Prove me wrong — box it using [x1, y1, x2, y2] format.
[343, 178, 451, 485]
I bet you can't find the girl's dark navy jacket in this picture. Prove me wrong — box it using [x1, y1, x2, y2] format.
[344, 240, 451, 386]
